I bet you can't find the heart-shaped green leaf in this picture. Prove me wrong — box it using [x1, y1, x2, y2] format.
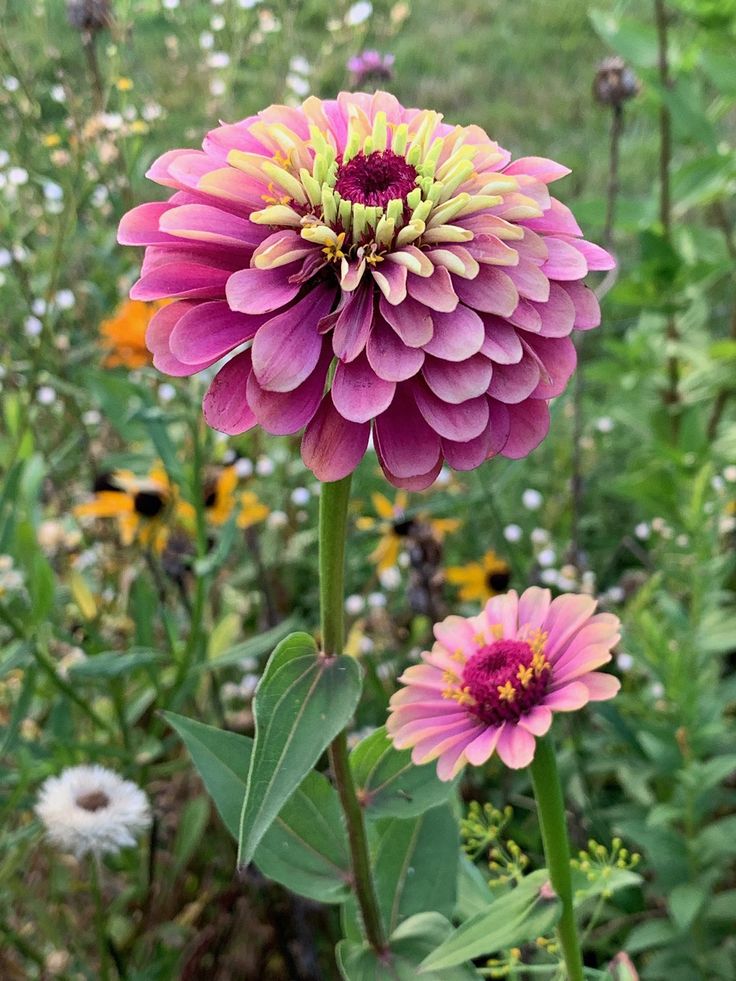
[238, 631, 362, 865]
[165, 712, 352, 903]
[350, 727, 457, 819]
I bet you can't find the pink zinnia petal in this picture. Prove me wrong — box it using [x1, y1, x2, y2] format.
[501, 400, 550, 458]
[373, 387, 441, 480]
[331, 354, 396, 423]
[226, 266, 301, 315]
[250, 286, 334, 392]
[202, 351, 257, 435]
[580, 672, 621, 701]
[169, 301, 264, 365]
[422, 305, 485, 362]
[366, 314, 426, 381]
[300, 396, 370, 481]
[496, 724, 536, 769]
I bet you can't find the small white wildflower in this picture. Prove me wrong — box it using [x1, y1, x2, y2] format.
[267, 509, 287, 529]
[24, 316, 43, 337]
[32, 297, 47, 316]
[605, 585, 625, 604]
[537, 548, 557, 568]
[649, 681, 665, 700]
[4, 76, 19, 92]
[12, 244, 28, 262]
[256, 456, 274, 477]
[379, 566, 401, 590]
[238, 0, 260, 6]
[211, 14, 226, 30]
[199, 31, 214, 49]
[530, 527, 549, 546]
[595, 416, 614, 433]
[0, 248, 11, 268]
[367, 591, 386, 608]
[675, 534, 689, 548]
[234, 457, 254, 478]
[634, 522, 650, 541]
[55, 289, 75, 310]
[723, 465, 736, 483]
[539, 568, 559, 586]
[209, 77, 227, 97]
[207, 51, 230, 69]
[345, 1, 372, 26]
[291, 487, 310, 506]
[616, 652, 634, 671]
[286, 74, 310, 97]
[0, 149, 9, 166]
[581, 570, 596, 593]
[36, 385, 56, 405]
[101, 112, 123, 131]
[158, 383, 176, 403]
[345, 594, 365, 615]
[35, 765, 151, 858]
[82, 409, 101, 425]
[522, 488, 543, 510]
[289, 56, 311, 75]
[162, 0, 180, 9]
[8, 166, 29, 186]
[43, 181, 63, 202]
[503, 523, 523, 543]
[50, 84, 66, 103]
[711, 475, 725, 494]
[719, 515, 736, 534]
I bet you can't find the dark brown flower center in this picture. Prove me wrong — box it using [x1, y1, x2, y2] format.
[462, 638, 550, 725]
[486, 568, 511, 593]
[133, 490, 166, 517]
[334, 150, 417, 208]
[76, 790, 110, 812]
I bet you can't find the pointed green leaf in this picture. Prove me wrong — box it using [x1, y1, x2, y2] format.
[373, 805, 458, 933]
[165, 712, 351, 903]
[455, 856, 495, 921]
[418, 870, 561, 973]
[337, 913, 481, 980]
[238, 631, 361, 865]
[350, 727, 457, 819]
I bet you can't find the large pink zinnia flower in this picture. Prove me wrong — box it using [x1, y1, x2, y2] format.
[386, 588, 621, 778]
[119, 91, 614, 488]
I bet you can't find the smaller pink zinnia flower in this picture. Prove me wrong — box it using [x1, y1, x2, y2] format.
[387, 587, 620, 779]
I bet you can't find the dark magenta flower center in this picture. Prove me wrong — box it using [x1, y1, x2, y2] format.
[462, 638, 550, 725]
[334, 149, 418, 208]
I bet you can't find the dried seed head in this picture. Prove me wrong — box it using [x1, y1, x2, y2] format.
[66, 0, 112, 32]
[593, 57, 640, 107]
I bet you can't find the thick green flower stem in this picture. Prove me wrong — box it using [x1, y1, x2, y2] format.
[529, 736, 584, 981]
[319, 476, 388, 955]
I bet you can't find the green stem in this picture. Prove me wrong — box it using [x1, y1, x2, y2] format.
[89, 855, 111, 981]
[529, 737, 583, 981]
[319, 477, 387, 955]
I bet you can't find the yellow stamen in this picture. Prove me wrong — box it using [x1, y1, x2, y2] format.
[498, 681, 516, 703]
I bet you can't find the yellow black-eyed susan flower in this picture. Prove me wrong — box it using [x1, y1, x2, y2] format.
[356, 491, 460, 574]
[203, 466, 269, 529]
[75, 465, 194, 551]
[446, 549, 511, 602]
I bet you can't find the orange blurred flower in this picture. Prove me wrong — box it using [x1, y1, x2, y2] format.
[99, 299, 166, 369]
